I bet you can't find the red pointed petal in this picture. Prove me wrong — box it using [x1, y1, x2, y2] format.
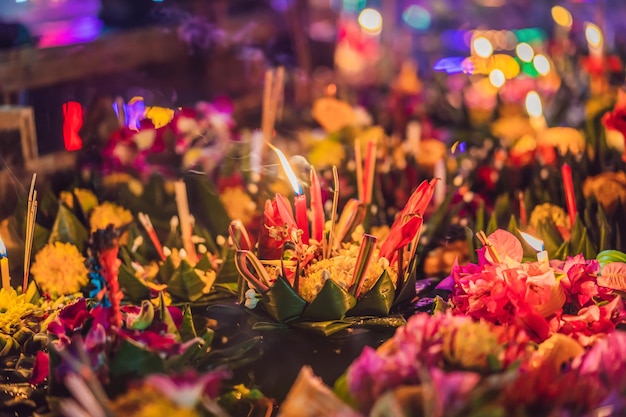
[379, 216, 423, 261]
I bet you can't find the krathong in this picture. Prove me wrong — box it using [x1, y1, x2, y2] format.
[232, 175, 438, 335]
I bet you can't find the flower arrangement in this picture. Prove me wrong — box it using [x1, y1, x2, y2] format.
[232, 177, 437, 335]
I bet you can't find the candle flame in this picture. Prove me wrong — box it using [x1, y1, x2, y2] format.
[525, 91, 543, 118]
[519, 231, 544, 251]
[267, 142, 303, 195]
[585, 23, 603, 48]
[0, 236, 6, 257]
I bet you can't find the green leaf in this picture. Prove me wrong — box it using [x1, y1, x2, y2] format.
[303, 279, 356, 321]
[552, 241, 569, 261]
[109, 338, 165, 381]
[392, 262, 417, 310]
[159, 291, 180, 340]
[118, 263, 150, 302]
[486, 213, 498, 235]
[333, 372, 359, 411]
[536, 219, 564, 256]
[569, 216, 597, 259]
[215, 250, 239, 284]
[261, 276, 307, 323]
[251, 321, 289, 331]
[167, 260, 207, 302]
[198, 336, 263, 370]
[352, 316, 407, 329]
[433, 295, 448, 314]
[348, 270, 394, 317]
[475, 199, 486, 236]
[158, 257, 177, 284]
[184, 172, 231, 238]
[597, 250, 626, 267]
[291, 320, 353, 336]
[180, 304, 198, 342]
[48, 204, 88, 252]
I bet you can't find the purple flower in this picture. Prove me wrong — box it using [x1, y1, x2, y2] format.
[143, 369, 231, 408]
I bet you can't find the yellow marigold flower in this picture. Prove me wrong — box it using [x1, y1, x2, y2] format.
[90, 202, 133, 232]
[0, 288, 36, 334]
[220, 187, 257, 226]
[529, 203, 569, 229]
[31, 242, 89, 298]
[110, 385, 200, 417]
[308, 139, 346, 169]
[441, 318, 502, 369]
[537, 127, 585, 156]
[583, 171, 626, 214]
[301, 244, 397, 302]
[101, 173, 144, 196]
[312, 97, 355, 133]
[491, 116, 535, 146]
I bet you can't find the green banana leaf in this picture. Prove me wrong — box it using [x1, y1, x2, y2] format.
[158, 257, 177, 284]
[184, 171, 231, 238]
[348, 270, 394, 317]
[291, 320, 354, 336]
[351, 316, 407, 330]
[109, 338, 166, 384]
[167, 260, 207, 302]
[552, 241, 569, 261]
[118, 263, 150, 302]
[48, 204, 88, 252]
[159, 292, 180, 340]
[124, 223, 156, 261]
[569, 216, 597, 259]
[215, 249, 239, 284]
[392, 259, 417, 310]
[597, 250, 626, 267]
[195, 253, 214, 272]
[261, 276, 306, 323]
[302, 279, 356, 321]
[536, 218, 564, 257]
[179, 304, 197, 342]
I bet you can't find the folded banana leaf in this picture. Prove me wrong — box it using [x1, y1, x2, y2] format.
[348, 270, 394, 317]
[569, 216, 597, 259]
[302, 279, 356, 321]
[158, 257, 177, 284]
[166, 260, 207, 302]
[118, 263, 151, 302]
[260, 276, 307, 323]
[184, 171, 231, 238]
[215, 249, 239, 284]
[536, 218, 565, 257]
[48, 204, 88, 252]
[291, 320, 354, 337]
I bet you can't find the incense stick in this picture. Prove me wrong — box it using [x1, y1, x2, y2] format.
[138, 212, 166, 261]
[174, 180, 197, 262]
[354, 137, 364, 202]
[23, 174, 37, 291]
[261, 67, 285, 162]
[325, 166, 340, 259]
[476, 230, 501, 263]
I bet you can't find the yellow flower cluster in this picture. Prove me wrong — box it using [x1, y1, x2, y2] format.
[60, 188, 99, 215]
[89, 202, 133, 232]
[529, 203, 569, 229]
[0, 288, 36, 334]
[110, 385, 199, 417]
[440, 318, 503, 370]
[219, 187, 257, 226]
[300, 244, 397, 302]
[31, 242, 89, 298]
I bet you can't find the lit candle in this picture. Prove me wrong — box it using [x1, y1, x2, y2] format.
[561, 163, 577, 227]
[585, 22, 604, 58]
[269, 143, 310, 244]
[310, 168, 325, 243]
[0, 237, 9, 290]
[520, 231, 549, 264]
[433, 159, 446, 206]
[525, 91, 547, 132]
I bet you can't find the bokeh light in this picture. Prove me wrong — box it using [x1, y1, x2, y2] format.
[551, 6, 573, 28]
[525, 91, 543, 118]
[402, 5, 431, 30]
[473, 37, 494, 58]
[585, 23, 603, 48]
[489, 69, 506, 88]
[516, 42, 534, 62]
[358, 8, 383, 35]
[533, 54, 551, 76]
